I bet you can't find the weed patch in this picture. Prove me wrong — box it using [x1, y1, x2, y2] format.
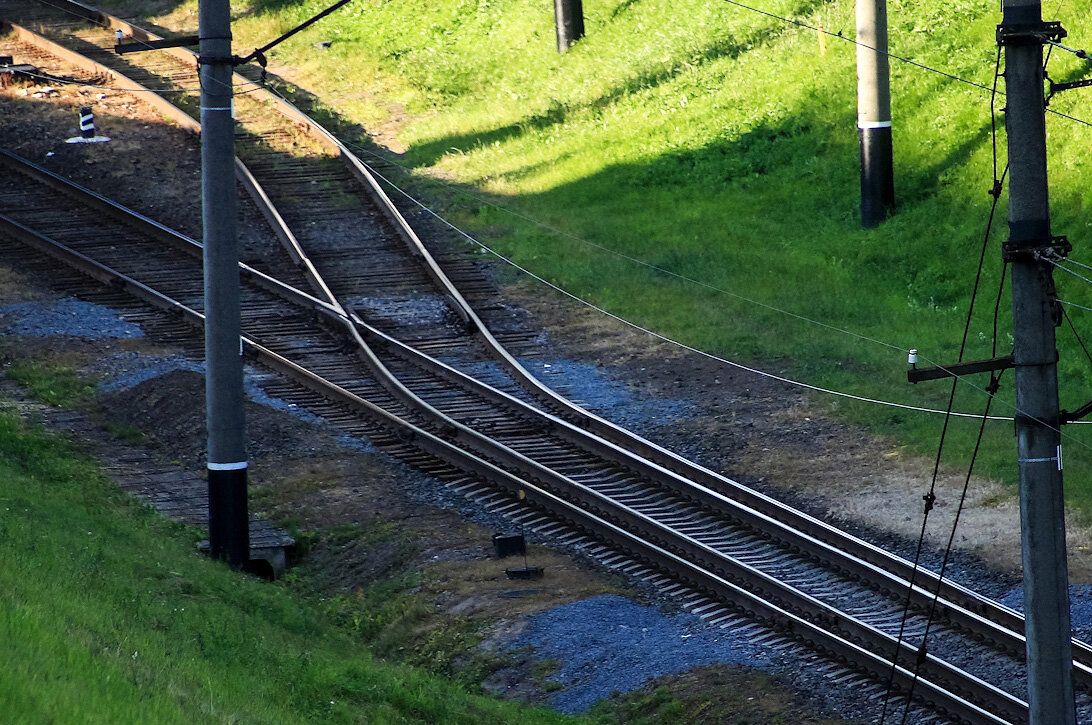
[4, 358, 95, 406]
[589, 665, 853, 724]
[101, 420, 146, 445]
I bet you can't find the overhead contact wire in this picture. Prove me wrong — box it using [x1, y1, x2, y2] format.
[881, 54, 1007, 722]
[355, 153, 1017, 419]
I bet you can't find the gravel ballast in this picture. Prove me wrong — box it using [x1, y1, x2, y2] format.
[2, 297, 144, 338]
[508, 594, 779, 714]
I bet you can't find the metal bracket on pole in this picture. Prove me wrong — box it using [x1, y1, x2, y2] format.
[907, 355, 1014, 384]
[1061, 399, 1092, 424]
[115, 35, 199, 54]
[197, 54, 241, 66]
[1001, 235, 1071, 262]
[996, 20, 1066, 46]
[1048, 76, 1092, 102]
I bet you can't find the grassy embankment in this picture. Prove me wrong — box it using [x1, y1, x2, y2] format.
[110, 0, 1092, 511]
[0, 405, 577, 723]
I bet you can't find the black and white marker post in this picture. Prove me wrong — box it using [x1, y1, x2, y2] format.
[200, 0, 249, 570]
[856, 0, 894, 228]
[65, 106, 110, 144]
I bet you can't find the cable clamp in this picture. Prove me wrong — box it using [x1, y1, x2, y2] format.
[1002, 235, 1070, 263]
[1018, 452, 1062, 470]
[1013, 413, 1061, 431]
[254, 50, 268, 83]
[996, 21, 1066, 47]
[1048, 76, 1092, 103]
[1061, 400, 1092, 424]
[922, 491, 936, 514]
[197, 55, 245, 66]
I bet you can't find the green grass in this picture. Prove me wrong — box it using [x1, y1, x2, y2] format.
[110, 0, 1092, 509]
[4, 359, 95, 406]
[102, 420, 147, 445]
[0, 409, 578, 724]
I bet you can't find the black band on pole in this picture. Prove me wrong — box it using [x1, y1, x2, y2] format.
[859, 125, 893, 227]
[208, 465, 249, 569]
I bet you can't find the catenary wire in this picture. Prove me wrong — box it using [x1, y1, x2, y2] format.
[711, 0, 988, 92]
[350, 150, 1022, 421]
[880, 99, 1007, 721]
[1044, 255, 1092, 289]
[354, 150, 1092, 447]
[346, 133, 1074, 428]
[1063, 306, 1092, 369]
[1053, 254, 1092, 274]
[341, 136, 1071, 438]
[32, 0, 1092, 442]
[1057, 298, 1092, 314]
[13, 67, 264, 94]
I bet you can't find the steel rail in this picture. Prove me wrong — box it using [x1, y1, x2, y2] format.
[0, 20, 343, 313]
[0, 143, 1056, 702]
[6, 0, 1043, 647]
[0, 179, 1019, 724]
[1, 1, 1044, 648]
[2, 12, 1086, 717]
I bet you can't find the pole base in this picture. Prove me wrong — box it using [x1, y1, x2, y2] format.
[208, 464, 249, 570]
[65, 136, 111, 144]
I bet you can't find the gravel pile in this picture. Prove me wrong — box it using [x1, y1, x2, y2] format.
[999, 584, 1092, 640]
[349, 294, 449, 326]
[0, 298, 379, 456]
[519, 357, 688, 427]
[95, 352, 202, 392]
[1, 297, 144, 338]
[508, 594, 779, 714]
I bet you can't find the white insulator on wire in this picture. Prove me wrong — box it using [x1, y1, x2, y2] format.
[908, 348, 918, 365]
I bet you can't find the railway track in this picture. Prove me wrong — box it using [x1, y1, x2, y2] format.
[3, 3, 1092, 722]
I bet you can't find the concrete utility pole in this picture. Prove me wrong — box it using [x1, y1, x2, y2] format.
[553, 0, 584, 53]
[999, 0, 1075, 721]
[200, 0, 249, 570]
[856, 0, 894, 228]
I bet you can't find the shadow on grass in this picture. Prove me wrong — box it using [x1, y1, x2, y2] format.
[399, 0, 838, 167]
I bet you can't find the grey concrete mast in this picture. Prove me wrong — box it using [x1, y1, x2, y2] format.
[199, 0, 249, 569]
[999, 0, 1075, 721]
[856, 0, 894, 227]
